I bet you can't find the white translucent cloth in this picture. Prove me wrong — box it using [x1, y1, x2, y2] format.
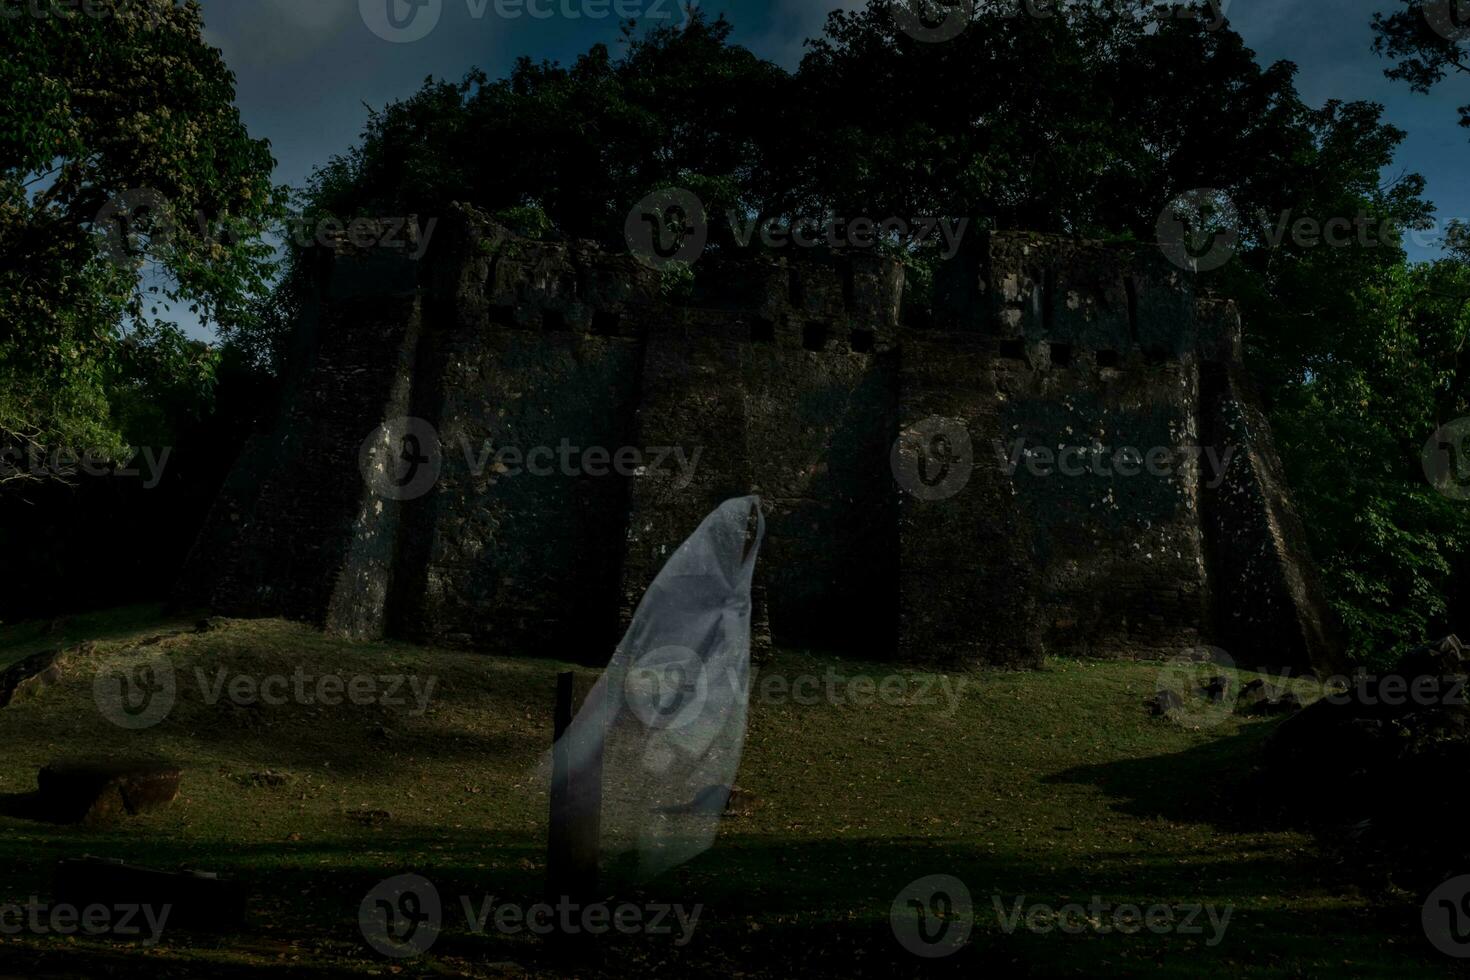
[553, 495, 765, 880]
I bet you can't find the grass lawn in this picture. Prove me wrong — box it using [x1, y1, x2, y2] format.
[0, 606, 1454, 977]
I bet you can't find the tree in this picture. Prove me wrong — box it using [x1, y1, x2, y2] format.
[0, 0, 283, 477]
[1270, 252, 1470, 663]
[1373, 0, 1470, 136]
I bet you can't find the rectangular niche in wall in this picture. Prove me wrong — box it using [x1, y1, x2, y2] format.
[591, 310, 621, 336]
[802, 322, 828, 352]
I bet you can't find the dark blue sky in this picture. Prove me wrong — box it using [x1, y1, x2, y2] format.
[185, 0, 1468, 336]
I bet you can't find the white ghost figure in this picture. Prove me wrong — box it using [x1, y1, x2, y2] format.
[552, 496, 765, 880]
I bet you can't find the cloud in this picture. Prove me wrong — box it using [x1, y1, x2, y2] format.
[201, 0, 357, 66]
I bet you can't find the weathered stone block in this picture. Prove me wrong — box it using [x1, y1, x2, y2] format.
[38, 760, 182, 825]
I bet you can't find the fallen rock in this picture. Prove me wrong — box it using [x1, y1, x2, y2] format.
[37, 760, 182, 825]
[1258, 635, 1470, 889]
[1237, 678, 1279, 710]
[1146, 689, 1183, 718]
[1395, 633, 1465, 680]
[1200, 675, 1231, 703]
[0, 649, 67, 708]
[724, 785, 757, 816]
[0, 642, 97, 708]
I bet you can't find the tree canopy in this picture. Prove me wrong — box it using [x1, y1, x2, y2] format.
[0, 0, 282, 470]
[1374, 0, 1470, 136]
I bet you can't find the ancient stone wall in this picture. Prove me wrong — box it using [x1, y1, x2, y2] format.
[181, 207, 1343, 673]
[913, 234, 1217, 665]
[180, 245, 423, 637]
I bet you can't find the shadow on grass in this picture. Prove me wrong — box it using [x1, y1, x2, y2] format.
[0, 790, 53, 822]
[1043, 718, 1290, 832]
[0, 828, 1451, 978]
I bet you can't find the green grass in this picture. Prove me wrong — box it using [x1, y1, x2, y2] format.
[0, 611, 1454, 977]
[0, 603, 194, 668]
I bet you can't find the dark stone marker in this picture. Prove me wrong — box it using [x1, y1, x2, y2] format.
[547, 671, 600, 905]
